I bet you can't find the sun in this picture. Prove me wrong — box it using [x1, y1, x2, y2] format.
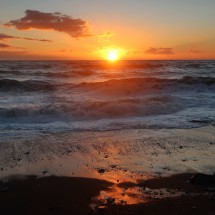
[107, 50, 119, 61]
[99, 47, 125, 61]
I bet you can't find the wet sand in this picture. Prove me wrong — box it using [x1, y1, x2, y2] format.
[1, 126, 215, 181]
[0, 126, 215, 214]
[0, 174, 215, 215]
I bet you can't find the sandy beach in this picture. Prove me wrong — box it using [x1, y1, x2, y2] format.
[0, 125, 215, 214]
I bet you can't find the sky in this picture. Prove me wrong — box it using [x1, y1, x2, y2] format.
[0, 0, 215, 60]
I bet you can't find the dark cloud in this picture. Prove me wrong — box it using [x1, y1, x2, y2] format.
[145, 47, 174, 55]
[21, 37, 52, 42]
[0, 43, 11, 48]
[0, 33, 52, 42]
[0, 33, 14, 40]
[4, 10, 91, 38]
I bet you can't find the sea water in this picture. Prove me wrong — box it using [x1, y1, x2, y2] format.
[0, 60, 214, 138]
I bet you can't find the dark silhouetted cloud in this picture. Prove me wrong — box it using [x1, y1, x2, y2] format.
[0, 33, 52, 42]
[145, 47, 174, 55]
[0, 43, 11, 48]
[0, 33, 14, 40]
[4, 10, 91, 38]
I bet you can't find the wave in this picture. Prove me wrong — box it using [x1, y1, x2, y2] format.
[76, 76, 215, 87]
[180, 76, 215, 85]
[0, 79, 56, 92]
[0, 76, 214, 93]
[38, 70, 95, 78]
[181, 62, 215, 69]
[4, 63, 53, 70]
[0, 96, 184, 122]
[73, 76, 215, 95]
[0, 70, 23, 75]
[0, 69, 96, 79]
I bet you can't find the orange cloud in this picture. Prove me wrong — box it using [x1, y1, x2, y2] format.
[145, 47, 174, 55]
[4, 10, 91, 38]
[0, 43, 11, 48]
[0, 33, 52, 42]
[0, 34, 14, 40]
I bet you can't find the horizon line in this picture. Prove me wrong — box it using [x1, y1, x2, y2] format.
[0, 59, 215, 61]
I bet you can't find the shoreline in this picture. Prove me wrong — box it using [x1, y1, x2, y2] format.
[0, 125, 214, 180]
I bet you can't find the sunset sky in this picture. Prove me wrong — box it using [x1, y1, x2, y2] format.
[0, 0, 215, 60]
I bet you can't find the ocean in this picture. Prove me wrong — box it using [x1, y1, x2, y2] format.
[0, 60, 215, 179]
[0, 60, 214, 134]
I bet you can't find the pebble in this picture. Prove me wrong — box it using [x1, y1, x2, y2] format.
[98, 169, 105, 174]
[110, 165, 117, 168]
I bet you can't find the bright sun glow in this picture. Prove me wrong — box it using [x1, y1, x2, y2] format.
[99, 47, 126, 61]
[107, 50, 119, 61]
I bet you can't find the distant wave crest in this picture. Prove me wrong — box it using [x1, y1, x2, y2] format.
[73, 76, 215, 96]
[0, 76, 214, 93]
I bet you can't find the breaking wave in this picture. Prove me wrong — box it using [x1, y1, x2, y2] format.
[0, 96, 185, 122]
